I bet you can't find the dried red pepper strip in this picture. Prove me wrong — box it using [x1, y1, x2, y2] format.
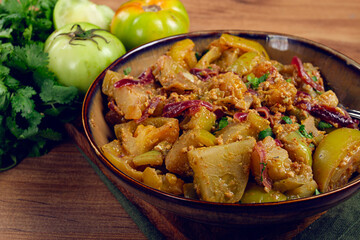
[291, 56, 324, 92]
[162, 100, 213, 118]
[135, 97, 161, 124]
[296, 100, 359, 129]
[138, 67, 155, 84]
[189, 68, 218, 81]
[114, 68, 154, 88]
[310, 104, 359, 129]
[113, 78, 139, 88]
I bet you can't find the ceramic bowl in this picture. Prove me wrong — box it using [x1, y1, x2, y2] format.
[82, 30, 360, 225]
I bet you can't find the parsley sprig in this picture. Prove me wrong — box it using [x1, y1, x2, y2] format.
[246, 73, 269, 89]
[214, 117, 229, 132]
[298, 125, 313, 139]
[0, 0, 79, 171]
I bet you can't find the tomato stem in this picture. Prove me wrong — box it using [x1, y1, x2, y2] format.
[55, 24, 109, 50]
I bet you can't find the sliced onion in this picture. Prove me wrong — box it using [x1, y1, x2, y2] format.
[256, 107, 271, 120]
[234, 112, 248, 122]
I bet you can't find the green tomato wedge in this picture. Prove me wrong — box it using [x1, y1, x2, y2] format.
[53, 0, 115, 30]
[241, 183, 287, 203]
[313, 128, 360, 193]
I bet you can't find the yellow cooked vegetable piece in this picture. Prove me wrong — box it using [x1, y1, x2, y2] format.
[195, 45, 222, 69]
[313, 128, 360, 193]
[113, 84, 150, 120]
[219, 33, 270, 60]
[114, 117, 179, 156]
[188, 137, 256, 203]
[180, 106, 217, 131]
[277, 129, 313, 166]
[226, 51, 265, 76]
[152, 55, 200, 92]
[142, 167, 184, 195]
[216, 111, 270, 143]
[101, 140, 143, 181]
[167, 38, 197, 69]
[102, 70, 123, 98]
[286, 179, 318, 199]
[132, 150, 163, 167]
[165, 129, 216, 177]
[241, 182, 287, 203]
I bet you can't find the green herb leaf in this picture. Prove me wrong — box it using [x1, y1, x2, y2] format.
[318, 121, 333, 130]
[315, 189, 321, 195]
[281, 116, 293, 124]
[195, 52, 201, 61]
[258, 128, 274, 140]
[312, 76, 318, 82]
[246, 73, 269, 89]
[298, 125, 313, 139]
[260, 162, 267, 183]
[216, 117, 229, 132]
[123, 67, 132, 75]
[0, 0, 79, 171]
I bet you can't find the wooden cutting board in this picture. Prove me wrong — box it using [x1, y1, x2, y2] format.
[65, 122, 325, 240]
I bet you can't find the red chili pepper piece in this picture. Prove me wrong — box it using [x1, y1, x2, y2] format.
[291, 56, 324, 92]
[295, 99, 358, 129]
[113, 78, 139, 88]
[114, 68, 154, 88]
[162, 100, 213, 118]
[310, 104, 359, 129]
[138, 67, 155, 84]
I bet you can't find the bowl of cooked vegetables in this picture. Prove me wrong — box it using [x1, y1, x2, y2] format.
[82, 30, 360, 225]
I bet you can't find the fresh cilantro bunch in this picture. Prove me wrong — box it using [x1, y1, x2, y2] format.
[0, 0, 80, 171]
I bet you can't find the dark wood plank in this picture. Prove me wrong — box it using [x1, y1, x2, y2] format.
[0, 139, 146, 240]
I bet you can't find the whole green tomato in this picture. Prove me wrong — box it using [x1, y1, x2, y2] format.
[111, 0, 189, 51]
[44, 22, 126, 93]
[53, 0, 115, 30]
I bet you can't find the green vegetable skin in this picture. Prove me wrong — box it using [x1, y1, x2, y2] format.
[45, 22, 126, 93]
[110, 0, 190, 51]
[0, 0, 78, 171]
[313, 128, 360, 193]
[241, 183, 287, 203]
[53, 0, 115, 30]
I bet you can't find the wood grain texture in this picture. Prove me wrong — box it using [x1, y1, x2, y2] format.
[1, 0, 360, 239]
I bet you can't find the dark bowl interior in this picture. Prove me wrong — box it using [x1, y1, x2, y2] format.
[82, 30, 360, 225]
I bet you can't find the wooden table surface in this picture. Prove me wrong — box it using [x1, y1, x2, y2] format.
[1, 0, 360, 239]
